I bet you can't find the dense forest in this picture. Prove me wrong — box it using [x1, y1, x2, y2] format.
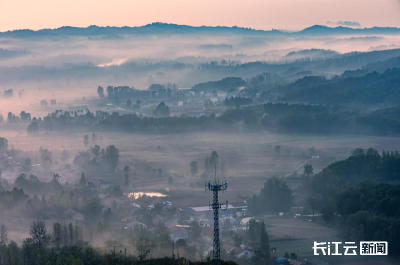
[303, 148, 400, 255]
[281, 68, 400, 105]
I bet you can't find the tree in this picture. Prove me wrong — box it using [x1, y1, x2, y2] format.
[105, 145, 119, 172]
[176, 239, 186, 249]
[41, 194, 47, 209]
[309, 147, 316, 156]
[53, 222, 62, 249]
[190, 161, 198, 176]
[259, 222, 272, 264]
[29, 220, 49, 249]
[190, 221, 201, 241]
[39, 147, 52, 167]
[83, 135, 89, 146]
[209, 151, 219, 171]
[91, 133, 97, 143]
[97, 86, 104, 98]
[79, 172, 86, 187]
[40, 100, 48, 107]
[0, 224, 8, 247]
[153, 102, 170, 117]
[306, 196, 321, 221]
[24, 157, 32, 167]
[233, 234, 242, 247]
[126, 99, 132, 108]
[321, 199, 336, 224]
[133, 100, 142, 110]
[103, 208, 113, 223]
[68, 223, 74, 246]
[0, 137, 8, 152]
[61, 150, 69, 162]
[303, 164, 313, 176]
[257, 177, 293, 214]
[274, 145, 281, 154]
[124, 166, 130, 185]
[20, 111, 31, 123]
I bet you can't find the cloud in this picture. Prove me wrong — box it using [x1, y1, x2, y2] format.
[327, 21, 361, 28]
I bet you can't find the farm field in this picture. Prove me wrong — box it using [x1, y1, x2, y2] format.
[264, 218, 337, 240]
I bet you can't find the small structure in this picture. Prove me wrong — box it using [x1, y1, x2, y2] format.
[125, 221, 147, 229]
[168, 225, 189, 240]
[64, 208, 84, 221]
[232, 247, 254, 258]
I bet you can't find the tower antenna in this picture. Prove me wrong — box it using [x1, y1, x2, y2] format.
[206, 163, 228, 265]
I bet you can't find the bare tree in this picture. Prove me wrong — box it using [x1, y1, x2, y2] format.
[29, 220, 49, 249]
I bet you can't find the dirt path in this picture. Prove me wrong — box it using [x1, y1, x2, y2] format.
[284, 158, 312, 177]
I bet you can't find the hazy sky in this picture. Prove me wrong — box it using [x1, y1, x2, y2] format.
[0, 0, 399, 31]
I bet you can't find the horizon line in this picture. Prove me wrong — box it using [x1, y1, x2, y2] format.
[1, 22, 400, 34]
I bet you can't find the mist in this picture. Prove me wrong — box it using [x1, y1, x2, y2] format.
[1, 23, 400, 265]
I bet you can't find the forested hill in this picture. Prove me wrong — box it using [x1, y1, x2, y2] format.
[281, 67, 400, 105]
[306, 148, 400, 255]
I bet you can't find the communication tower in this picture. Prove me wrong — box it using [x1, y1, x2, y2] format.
[206, 165, 228, 265]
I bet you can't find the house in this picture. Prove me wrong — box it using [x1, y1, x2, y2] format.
[232, 247, 254, 258]
[201, 227, 213, 237]
[222, 244, 235, 253]
[121, 217, 133, 222]
[63, 208, 84, 221]
[177, 101, 183, 107]
[103, 197, 124, 208]
[271, 252, 303, 265]
[125, 221, 147, 229]
[168, 225, 189, 240]
[87, 178, 110, 190]
[185, 204, 234, 219]
[231, 225, 248, 232]
[98, 193, 107, 199]
[240, 217, 256, 226]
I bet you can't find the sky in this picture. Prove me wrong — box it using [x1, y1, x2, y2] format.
[0, 0, 399, 31]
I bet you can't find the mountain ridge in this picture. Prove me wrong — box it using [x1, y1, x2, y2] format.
[1, 23, 400, 37]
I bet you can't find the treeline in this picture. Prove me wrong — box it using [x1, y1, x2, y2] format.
[281, 68, 400, 105]
[97, 86, 150, 100]
[97, 84, 179, 103]
[223, 97, 252, 106]
[27, 108, 262, 134]
[335, 182, 400, 255]
[262, 103, 400, 135]
[304, 148, 400, 255]
[24, 102, 400, 136]
[0, 220, 237, 265]
[0, 111, 32, 124]
[191, 77, 247, 92]
[309, 148, 400, 201]
[73, 145, 120, 172]
[247, 177, 293, 215]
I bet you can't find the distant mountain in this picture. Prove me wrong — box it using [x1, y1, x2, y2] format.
[282, 49, 340, 61]
[1, 23, 400, 38]
[300, 25, 400, 35]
